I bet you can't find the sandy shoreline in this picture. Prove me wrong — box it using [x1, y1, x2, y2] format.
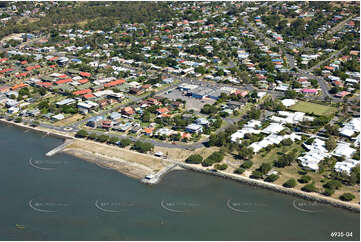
[1, 118, 359, 212]
[63, 148, 152, 179]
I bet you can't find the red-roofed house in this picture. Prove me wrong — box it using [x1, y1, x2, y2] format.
[36, 82, 53, 88]
[83, 93, 95, 99]
[80, 72, 91, 78]
[0, 68, 14, 74]
[11, 83, 28, 90]
[78, 79, 89, 84]
[333, 80, 343, 87]
[156, 107, 169, 114]
[16, 72, 29, 78]
[104, 79, 125, 88]
[56, 78, 73, 85]
[143, 127, 154, 136]
[239, 90, 248, 97]
[302, 89, 318, 94]
[58, 74, 69, 79]
[25, 65, 41, 71]
[336, 91, 351, 98]
[101, 120, 112, 129]
[73, 89, 92, 96]
[346, 21, 355, 27]
[141, 84, 152, 90]
[48, 56, 58, 61]
[181, 132, 191, 140]
[324, 66, 335, 71]
[350, 50, 359, 56]
[121, 107, 135, 116]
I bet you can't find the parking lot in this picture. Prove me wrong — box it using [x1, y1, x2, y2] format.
[159, 88, 215, 112]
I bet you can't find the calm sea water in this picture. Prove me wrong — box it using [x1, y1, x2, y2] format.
[0, 124, 359, 241]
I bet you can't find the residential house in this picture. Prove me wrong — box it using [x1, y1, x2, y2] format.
[121, 107, 135, 116]
[185, 123, 203, 133]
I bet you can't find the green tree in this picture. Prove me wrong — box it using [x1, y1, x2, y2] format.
[118, 138, 132, 148]
[15, 117, 22, 123]
[214, 163, 228, 170]
[76, 129, 88, 138]
[265, 174, 279, 183]
[323, 180, 342, 190]
[325, 136, 337, 151]
[185, 154, 203, 164]
[109, 136, 119, 144]
[234, 168, 245, 174]
[142, 111, 151, 122]
[251, 170, 263, 179]
[323, 188, 335, 196]
[238, 147, 254, 160]
[241, 160, 253, 169]
[202, 151, 224, 167]
[88, 133, 97, 140]
[339, 193, 355, 201]
[132, 141, 154, 153]
[97, 134, 109, 143]
[283, 178, 297, 188]
[350, 165, 360, 185]
[259, 163, 272, 175]
[301, 183, 317, 193]
[298, 175, 312, 184]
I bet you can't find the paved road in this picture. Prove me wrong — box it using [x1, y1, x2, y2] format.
[243, 15, 344, 102]
[318, 15, 355, 39]
[68, 82, 178, 130]
[307, 47, 346, 72]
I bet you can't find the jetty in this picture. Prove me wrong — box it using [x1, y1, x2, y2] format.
[141, 163, 179, 184]
[46, 139, 74, 157]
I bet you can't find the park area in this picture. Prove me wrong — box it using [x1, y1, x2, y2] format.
[288, 101, 337, 116]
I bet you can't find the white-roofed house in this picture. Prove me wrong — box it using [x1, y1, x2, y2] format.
[262, 123, 285, 134]
[299, 138, 330, 171]
[332, 143, 356, 159]
[281, 99, 297, 107]
[334, 159, 360, 175]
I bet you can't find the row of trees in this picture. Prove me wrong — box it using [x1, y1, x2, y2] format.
[75, 130, 154, 153]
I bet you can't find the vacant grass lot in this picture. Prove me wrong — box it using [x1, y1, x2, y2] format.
[289, 101, 337, 116]
[54, 114, 84, 126]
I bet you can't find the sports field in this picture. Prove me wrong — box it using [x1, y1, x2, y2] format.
[289, 101, 337, 116]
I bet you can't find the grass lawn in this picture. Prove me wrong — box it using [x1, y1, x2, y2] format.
[54, 113, 84, 126]
[289, 101, 337, 117]
[251, 142, 305, 168]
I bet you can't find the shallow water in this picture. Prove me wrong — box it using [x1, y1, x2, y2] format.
[0, 124, 359, 240]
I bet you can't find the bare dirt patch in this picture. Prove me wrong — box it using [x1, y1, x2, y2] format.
[65, 139, 169, 178]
